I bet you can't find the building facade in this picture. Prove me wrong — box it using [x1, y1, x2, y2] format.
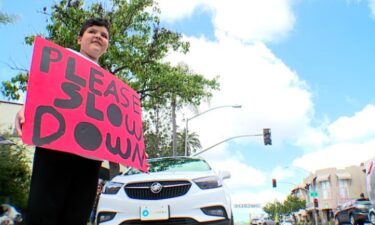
[0, 100, 23, 133]
[291, 165, 367, 224]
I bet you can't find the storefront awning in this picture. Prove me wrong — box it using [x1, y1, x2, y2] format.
[336, 171, 351, 180]
[316, 173, 330, 182]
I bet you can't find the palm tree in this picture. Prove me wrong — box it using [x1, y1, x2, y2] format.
[176, 129, 201, 156]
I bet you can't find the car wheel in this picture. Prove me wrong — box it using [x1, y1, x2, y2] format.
[370, 213, 375, 224]
[350, 215, 355, 225]
[334, 217, 341, 225]
[230, 212, 234, 225]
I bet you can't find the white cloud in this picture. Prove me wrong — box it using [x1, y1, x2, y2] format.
[370, 0, 375, 18]
[293, 105, 375, 171]
[157, 0, 375, 202]
[204, 149, 266, 190]
[156, 0, 208, 23]
[271, 166, 297, 181]
[168, 35, 313, 149]
[211, 0, 295, 43]
[231, 189, 286, 205]
[295, 126, 330, 151]
[328, 104, 375, 142]
[163, 34, 315, 206]
[157, 0, 296, 43]
[293, 140, 375, 172]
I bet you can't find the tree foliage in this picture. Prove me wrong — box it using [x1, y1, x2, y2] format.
[0, 133, 31, 209]
[1, 0, 219, 155]
[263, 195, 306, 220]
[0, 11, 18, 24]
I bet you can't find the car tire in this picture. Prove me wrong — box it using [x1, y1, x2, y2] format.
[370, 212, 375, 225]
[230, 212, 234, 225]
[350, 215, 356, 225]
[334, 217, 341, 225]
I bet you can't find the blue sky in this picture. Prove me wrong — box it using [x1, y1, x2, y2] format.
[2, 0, 375, 222]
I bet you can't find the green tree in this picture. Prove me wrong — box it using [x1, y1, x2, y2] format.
[263, 201, 283, 220]
[283, 194, 306, 216]
[1, 0, 219, 106]
[0, 11, 18, 24]
[143, 105, 172, 157]
[1, 0, 219, 153]
[1, 0, 219, 178]
[263, 195, 306, 221]
[0, 133, 31, 209]
[176, 129, 201, 156]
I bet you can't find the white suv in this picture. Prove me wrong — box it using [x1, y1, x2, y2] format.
[96, 156, 233, 225]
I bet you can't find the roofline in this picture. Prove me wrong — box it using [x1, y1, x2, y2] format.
[0, 100, 24, 106]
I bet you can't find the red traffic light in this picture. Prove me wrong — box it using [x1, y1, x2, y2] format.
[272, 178, 277, 188]
[313, 198, 319, 208]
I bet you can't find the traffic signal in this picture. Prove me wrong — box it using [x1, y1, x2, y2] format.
[313, 198, 319, 208]
[263, 128, 272, 145]
[272, 178, 277, 188]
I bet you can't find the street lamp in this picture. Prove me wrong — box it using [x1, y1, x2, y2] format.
[193, 133, 262, 156]
[184, 104, 241, 156]
[283, 166, 312, 177]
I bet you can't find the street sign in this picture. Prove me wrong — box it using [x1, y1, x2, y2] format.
[310, 191, 318, 197]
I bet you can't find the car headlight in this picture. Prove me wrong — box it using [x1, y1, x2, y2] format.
[97, 211, 116, 223]
[193, 176, 221, 189]
[103, 181, 124, 194]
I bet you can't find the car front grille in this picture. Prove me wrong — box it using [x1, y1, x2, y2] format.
[124, 180, 192, 200]
[120, 218, 230, 225]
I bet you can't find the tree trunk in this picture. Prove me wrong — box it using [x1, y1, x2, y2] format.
[109, 162, 120, 179]
[171, 98, 177, 156]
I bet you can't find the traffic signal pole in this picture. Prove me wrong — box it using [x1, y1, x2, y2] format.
[194, 129, 272, 156]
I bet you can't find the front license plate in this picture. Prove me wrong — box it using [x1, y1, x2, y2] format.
[140, 205, 169, 221]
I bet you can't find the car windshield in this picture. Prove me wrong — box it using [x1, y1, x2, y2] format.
[124, 157, 212, 175]
[356, 199, 371, 206]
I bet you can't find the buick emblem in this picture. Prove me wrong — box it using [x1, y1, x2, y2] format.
[150, 182, 163, 194]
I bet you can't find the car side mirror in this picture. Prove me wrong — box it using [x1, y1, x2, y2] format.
[219, 170, 231, 180]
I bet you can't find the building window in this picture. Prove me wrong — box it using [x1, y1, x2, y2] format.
[338, 179, 349, 198]
[320, 180, 330, 199]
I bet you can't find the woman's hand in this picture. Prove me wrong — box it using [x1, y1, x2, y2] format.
[15, 106, 25, 136]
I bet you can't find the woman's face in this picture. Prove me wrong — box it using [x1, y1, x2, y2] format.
[77, 25, 109, 62]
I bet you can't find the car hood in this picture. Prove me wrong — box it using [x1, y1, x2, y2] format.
[111, 170, 217, 184]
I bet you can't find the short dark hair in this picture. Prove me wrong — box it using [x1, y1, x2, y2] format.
[79, 18, 110, 37]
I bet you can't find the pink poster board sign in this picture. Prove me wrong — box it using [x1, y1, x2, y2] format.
[22, 36, 147, 172]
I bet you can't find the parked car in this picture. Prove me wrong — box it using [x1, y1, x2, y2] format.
[96, 156, 233, 225]
[258, 217, 277, 225]
[368, 207, 375, 224]
[251, 218, 260, 225]
[334, 198, 371, 225]
[280, 219, 293, 225]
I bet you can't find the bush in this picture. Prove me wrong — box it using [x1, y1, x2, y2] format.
[0, 134, 31, 210]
